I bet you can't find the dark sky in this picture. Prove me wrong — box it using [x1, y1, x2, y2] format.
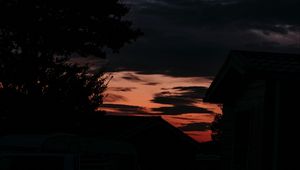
[107, 0, 300, 77]
[100, 0, 300, 142]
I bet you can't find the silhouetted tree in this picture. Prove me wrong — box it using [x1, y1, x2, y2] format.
[0, 0, 141, 121]
[211, 114, 224, 143]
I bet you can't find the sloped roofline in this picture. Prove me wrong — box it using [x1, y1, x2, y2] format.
[203, 50, 243, 103]
[204, 50, 300, 103]
[112, 115, 201, 148]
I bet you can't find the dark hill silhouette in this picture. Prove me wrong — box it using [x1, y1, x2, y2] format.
[0, 115, 205, 170]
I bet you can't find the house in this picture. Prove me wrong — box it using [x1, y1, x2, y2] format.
[0, 115, 200, 170]
[204, 50, 300, 170]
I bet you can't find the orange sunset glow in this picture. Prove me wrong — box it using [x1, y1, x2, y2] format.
[102, 71, 222, 142]
[1, 1, 297, 170]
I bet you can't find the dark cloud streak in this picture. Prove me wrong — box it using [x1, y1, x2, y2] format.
[110, 87, 137, 92]
[104, 94, 127, 102]
[152, 105, 214, 115]
[151, 86, 207, 105]
[120, 72, 160, 85]
[101, 103, 155, 115]
[151, 86, 213, 115]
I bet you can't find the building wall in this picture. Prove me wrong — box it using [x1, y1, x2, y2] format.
[222, 80, 266, 170]
[276, 80, 300, 170]
[223, 78, 300, 170]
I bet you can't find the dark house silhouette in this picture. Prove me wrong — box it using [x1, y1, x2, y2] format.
[0, 115, 200, 170]
[204, 50, 300, 170]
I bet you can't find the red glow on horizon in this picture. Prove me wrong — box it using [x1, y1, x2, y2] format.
[186, 131, 212, 143]
[102, 71, 222, 143]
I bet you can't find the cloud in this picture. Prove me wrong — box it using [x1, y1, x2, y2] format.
[107, 0, 300, 77]
[179, 122, 212, 131]
[104, 93, 127, 102]
[143, 82, 160, 86]
[134, 0, 300, 33]
[122, 72, 144, 82]
[101, 103, 154, 115]
[173, 86, 208, 98]
[151, 86, 207, 105]
[120, 72, 160, 85]
[152, 105, 214, 115]
[151, 85, 214, 115]
[152, 95, 193, 105]
[109, 87, 137, 92]
[102, 84, 215, 119]
[102, 103, 145, 112]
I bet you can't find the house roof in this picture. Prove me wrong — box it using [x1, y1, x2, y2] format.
[204, 50, 300, 103]
[230, 50, 300, 73]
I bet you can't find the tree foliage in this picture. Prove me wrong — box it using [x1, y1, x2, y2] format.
[0, 0, 142, 120]
[211, 114, 224, 142]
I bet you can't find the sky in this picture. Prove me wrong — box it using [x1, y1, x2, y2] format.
[94, 0, 300, 142]
[101, 71, 221, 142]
